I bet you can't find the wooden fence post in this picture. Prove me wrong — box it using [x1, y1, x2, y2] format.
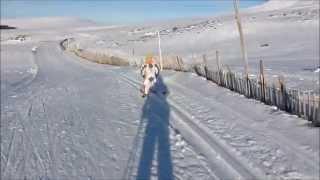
[233, 0, 249, 78]
[303, 92, 306, 119]
[202, 54, 208, 79]
[278, 75, 287, 111]
[157, 31, 163, 71]
[233, 0, 250, 97]
[288, 89, 292, 113]
[307, 91, 311, 121]
[259, 60, 266, 102]
[294, 90, 299, 115]
[216, 50, 221, 71]
[301, 91, 305, 118]
[311, 92, 315, 121]
[318, 94, 320, 119]
[216, 50, 221, 85]
[316, 95, 320, 125]
[176, 56, 182, 71]
[271, 83, 276, 106]
[179, 56, 184, 71]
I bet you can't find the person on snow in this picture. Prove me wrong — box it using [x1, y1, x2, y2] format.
[140, 54, 160, 97]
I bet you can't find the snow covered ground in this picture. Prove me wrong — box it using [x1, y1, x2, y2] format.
[57, 0, 318, 92]
[1, 0, 319, 179]
[1, 41, 319, 179]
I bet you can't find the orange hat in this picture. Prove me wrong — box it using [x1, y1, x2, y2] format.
[145, 54, 154, 64]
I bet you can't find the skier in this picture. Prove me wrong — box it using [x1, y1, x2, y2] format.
[140, 54, 160, 97]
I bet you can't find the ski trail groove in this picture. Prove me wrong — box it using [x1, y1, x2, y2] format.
[118, 73, 265, 180]
[16, 107, 47, 176]
[168, 80, 319, 177]
[42, 100, 58, 178]
[2, 124, 17, 177]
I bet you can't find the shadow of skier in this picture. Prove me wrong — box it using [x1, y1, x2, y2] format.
[136, 75, 173, 180]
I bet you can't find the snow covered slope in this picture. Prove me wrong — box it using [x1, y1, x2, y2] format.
[68, 0, 319, 91]
[1, 41, 318, 179]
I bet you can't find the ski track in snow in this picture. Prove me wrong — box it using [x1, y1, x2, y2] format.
[118, 70, 319, 180]
[1, 42, 213, 180]
[1, 42, 319, 180]
[167, 82, 318, 179]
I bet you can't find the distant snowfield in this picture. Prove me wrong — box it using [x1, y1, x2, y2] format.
[2, 0, 311, 91]
[1, 0, 319, 179]
[1, 17, 98, 29]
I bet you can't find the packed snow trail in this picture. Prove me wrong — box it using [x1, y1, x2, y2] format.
[1, 42, 319, 180]
[120, 69, 319, 180]
[1, 42, 214, 180]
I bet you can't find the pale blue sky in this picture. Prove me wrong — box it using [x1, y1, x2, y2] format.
[1, 0, 265, 24]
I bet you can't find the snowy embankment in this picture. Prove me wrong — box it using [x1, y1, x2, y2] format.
[57, 0, 319, 124]
[65, 0, 319, 91]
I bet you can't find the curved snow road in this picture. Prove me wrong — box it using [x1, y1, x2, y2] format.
[1, 42, 319, 180]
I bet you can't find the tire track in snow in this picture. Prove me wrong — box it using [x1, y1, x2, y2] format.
[118, 73, 265, 180]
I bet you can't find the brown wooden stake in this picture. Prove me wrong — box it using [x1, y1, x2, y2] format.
[296, 90, 301, 117]
[303, 91, 306, 119]
[233, 0, 249, 78]
[157, 31, 163, 71]
[317, 94, 320, 124]
[202, 54, 208, 79]
[298, 91, 302, 117]
[307, 91, 311, 120]
[259, 60, 266, 102]
[216, 50, 221, 71]
[176, 56, 181, 71]
[312, 92, 316, 121]
[295, 90, 298, 115]
[216, 50, 221, 85]
[318, 94, 320, 121]
[278, 75, 286, 110]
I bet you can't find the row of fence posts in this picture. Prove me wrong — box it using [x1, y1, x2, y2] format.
[194, 51, 319, 125]
[62, 39, 319, 125]
[63, 38, 319, 125]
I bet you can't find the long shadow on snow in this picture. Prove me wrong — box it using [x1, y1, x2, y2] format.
[136, 75, 174, 180]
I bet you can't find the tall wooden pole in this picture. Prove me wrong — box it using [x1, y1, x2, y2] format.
[216, 50, 221, 71]
[233, 0, 249, 78]
[216, 50, 221, 85]
[157, 31, 163, 71]
[259, 60, 266, 102]
[202, 54, 208, 79]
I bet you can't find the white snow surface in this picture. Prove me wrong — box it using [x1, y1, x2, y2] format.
[1, 0, 319, 179]
[1, 41, 319, 180]
[49, 0, 318, 91]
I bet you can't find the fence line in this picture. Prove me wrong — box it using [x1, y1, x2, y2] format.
[61, 39, 319, 125]
[193, 63, 319, 125]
